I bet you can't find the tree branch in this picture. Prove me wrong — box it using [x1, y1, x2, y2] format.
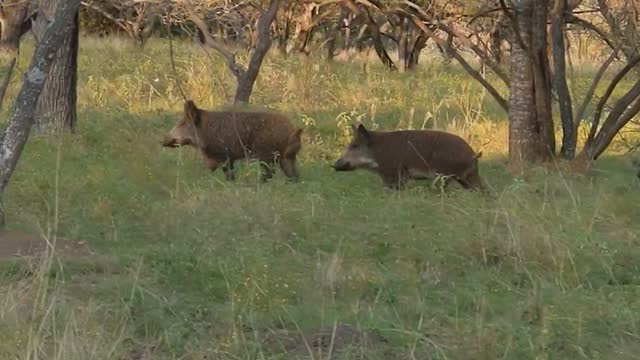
[565, 14, 616, 52]
[234, 0, 280, 103]
[587, 55, 640, 145]
[81, 1, 130, 33]
[181, 0, 245, 80]
[573, 45, 620, 132]
[592, 84, 640, 160]
[551, 0, 575, 158]
[436, 21, 510, 87]
[407, 14, 508, 112]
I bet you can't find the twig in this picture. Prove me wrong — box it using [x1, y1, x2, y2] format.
[168, 29, 188, 103]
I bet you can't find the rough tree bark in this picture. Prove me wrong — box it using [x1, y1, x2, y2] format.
[0, 0, 82, 227]
[507, 0, 555, 173]
[32, 0, 79, 133]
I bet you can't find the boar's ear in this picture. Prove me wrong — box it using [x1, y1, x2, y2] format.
[356, 124, 371, 142]
[184, 100, 201, 126]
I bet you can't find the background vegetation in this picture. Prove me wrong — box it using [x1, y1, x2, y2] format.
[0, 35, 638, 359]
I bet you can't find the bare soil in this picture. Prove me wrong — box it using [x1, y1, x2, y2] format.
[0, 230, 94, 261]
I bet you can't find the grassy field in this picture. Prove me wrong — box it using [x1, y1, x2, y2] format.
[0, 36, 639, 359]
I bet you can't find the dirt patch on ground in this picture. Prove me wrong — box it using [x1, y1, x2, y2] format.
[0, 230, 94, 261]
[261, 324, 387, 357]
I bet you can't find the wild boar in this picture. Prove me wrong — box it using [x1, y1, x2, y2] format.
[162, 100, 303, 182]
[333, 124, 484, 190]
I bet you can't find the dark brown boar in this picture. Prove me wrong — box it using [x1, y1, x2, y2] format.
[333, 124, 484, 190]
[162, 100, 303, 182]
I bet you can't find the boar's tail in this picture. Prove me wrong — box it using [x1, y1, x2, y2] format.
[473, 151, 483, 161]
[284, 128, 304, 158]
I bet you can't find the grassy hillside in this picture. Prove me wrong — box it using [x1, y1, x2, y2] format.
[0, 36, 639, 359]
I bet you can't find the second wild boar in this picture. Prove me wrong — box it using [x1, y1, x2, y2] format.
[162, 100, 303, 182]
[333, 124, 484, 190]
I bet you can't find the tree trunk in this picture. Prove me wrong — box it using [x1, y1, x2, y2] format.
[0, 0, 81, 226]
[0, 0, 33, 109]
[507, 0, 555, 173]
[551, 0, 576, 159]
[276, 5, 293, 57]
[363, 8, 396, 71]
[407, 34, 427, 71]
[0, 0, 31, 55]
[327, 7, 348, 62]
[233, 0, 280, 104]
[32, 0, 79, 133]
[398, 17, 410, 71]
[532, 0, 555, 156]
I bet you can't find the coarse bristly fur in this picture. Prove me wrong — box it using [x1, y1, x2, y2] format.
[162, 100, 303, 182]
[333, 124, 485, 190]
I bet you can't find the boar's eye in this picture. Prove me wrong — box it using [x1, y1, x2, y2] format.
[349, 143, 359, 150]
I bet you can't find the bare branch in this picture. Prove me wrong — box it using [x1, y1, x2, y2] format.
[573, 45, 621, 132]
[592, 84, 640, 159]
[565, 14, 616, 52]
[0, 58, 16, 110]
[180, 0, 245, 79]
[168, 31, 187, 103]
[587, 55, 640, 144]
[436, 21, 510, 87]
[407, 13, 508, 112]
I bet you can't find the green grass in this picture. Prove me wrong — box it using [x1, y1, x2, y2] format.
[0, 35, 639, 359]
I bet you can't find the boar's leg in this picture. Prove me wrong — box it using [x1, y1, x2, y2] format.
[381, 171, 408, 190]
[260, 162, 274, 182]
[457, 172, 484, 191]
[222, 160, 236, 181]
[204, 156, 221, 172]
[279, 157, 300, 182]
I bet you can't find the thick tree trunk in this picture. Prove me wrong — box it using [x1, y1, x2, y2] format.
[507, 0, 555, 173]
[0, 0, 81, 226]
[32, 0, 79, 133]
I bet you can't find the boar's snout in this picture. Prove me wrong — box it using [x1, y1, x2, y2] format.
[333, 158, 353, 171]
[162, 136, 178, 147]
